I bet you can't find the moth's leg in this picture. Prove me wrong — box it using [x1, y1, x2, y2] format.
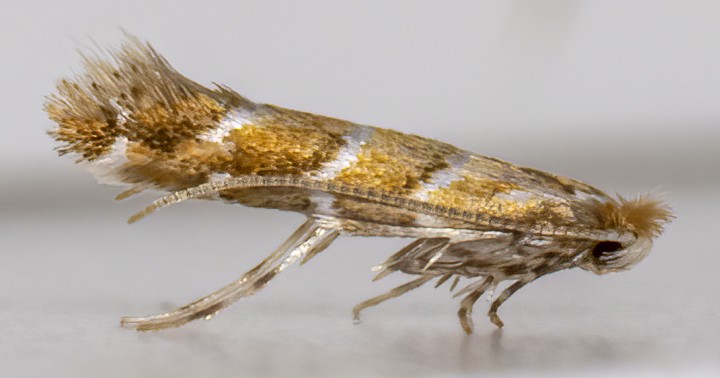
[121, 218, 339, 331]
[453, 276, 493, 298]
[457, 276, 494, 335]
[352, 275, 434, 321]
[449, 275, 461, 291]
[371, 238, 448, 281]
[434, 273, 453, 288]
[487, 277, 534, 328]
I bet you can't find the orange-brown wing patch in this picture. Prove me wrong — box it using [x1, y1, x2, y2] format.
[119, 139, 233, 190]
[224, 122, 346, 176]
[427, 179, 575, 229]
[422, 155, 595, 230]
[130, 94, 227, 152]
[333, 128, 458, 193]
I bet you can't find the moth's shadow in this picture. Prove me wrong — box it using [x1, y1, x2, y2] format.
[139, 312, 650, 377]
[384, 326, 638, 375]
[455, 328, 632, 374]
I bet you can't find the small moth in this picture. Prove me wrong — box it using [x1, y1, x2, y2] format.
[46, 37, 672, 334]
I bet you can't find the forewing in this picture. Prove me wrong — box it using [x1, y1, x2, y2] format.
[416, 153, 622, 238]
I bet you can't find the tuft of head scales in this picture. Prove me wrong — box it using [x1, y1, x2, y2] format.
[597, 195, 673, 238]
[46, 37, 251, 161]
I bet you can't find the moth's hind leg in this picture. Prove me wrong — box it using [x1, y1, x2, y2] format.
[352, 275, 434, 321]
[121, 218, 339, 331]
[354, 238, 460, 323]
[371, 238, 449, 281]
[352, 238, 448, 320]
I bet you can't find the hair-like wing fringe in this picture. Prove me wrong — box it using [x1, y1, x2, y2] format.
[45, 35, 249, 162]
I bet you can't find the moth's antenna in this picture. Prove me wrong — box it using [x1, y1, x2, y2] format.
[128, 185, 209, 224]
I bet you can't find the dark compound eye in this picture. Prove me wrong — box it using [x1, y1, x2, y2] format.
[592, 241, 623, 259]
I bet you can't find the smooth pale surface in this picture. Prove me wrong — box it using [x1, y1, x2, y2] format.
[1, 1, 719, 377]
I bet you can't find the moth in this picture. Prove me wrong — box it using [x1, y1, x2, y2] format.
[46, 37, 672, 333]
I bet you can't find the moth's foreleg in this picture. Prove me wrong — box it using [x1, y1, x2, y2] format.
[487, 277, 534, 328]
[120, 218, 339, 331]
[456, 276, 494, 335]
[352, 275, 434, 321]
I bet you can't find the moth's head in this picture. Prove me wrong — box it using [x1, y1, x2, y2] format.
[580, 237, 652, 274]
[580, 195, 672, 274]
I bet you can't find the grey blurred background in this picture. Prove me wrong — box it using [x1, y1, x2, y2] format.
[1, 1, 718, 377]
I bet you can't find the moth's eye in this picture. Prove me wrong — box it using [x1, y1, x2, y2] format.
[591, 241, 623, 260]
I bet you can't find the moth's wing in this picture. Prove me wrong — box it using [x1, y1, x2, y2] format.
[129, 172, 627, 246]
[218, 186, 477, 231]
[416, 153, 622, 237]
[126, 173, 467, 228]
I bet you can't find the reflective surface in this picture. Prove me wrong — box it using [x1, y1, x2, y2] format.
[1, 179, 718, 377]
